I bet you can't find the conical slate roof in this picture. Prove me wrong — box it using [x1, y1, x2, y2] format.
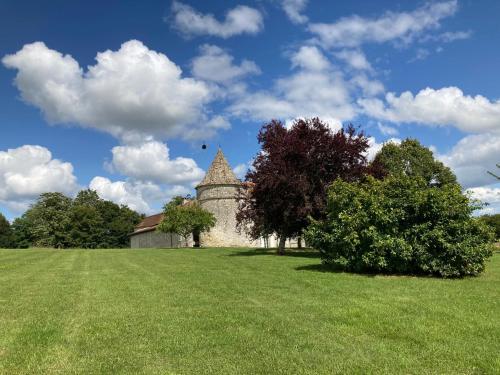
[197, 148, 240, 187]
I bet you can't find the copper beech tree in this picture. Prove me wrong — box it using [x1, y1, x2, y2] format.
[237, 118, 377, 255]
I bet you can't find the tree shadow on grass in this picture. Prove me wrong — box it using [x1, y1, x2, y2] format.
[294, 263, 376, 277]
[295, 263, 450, 278]
[227, 248, 321, 259]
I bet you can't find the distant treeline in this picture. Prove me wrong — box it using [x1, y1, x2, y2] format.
[479, 214, 500, 241]
[0, 190, 143, 249]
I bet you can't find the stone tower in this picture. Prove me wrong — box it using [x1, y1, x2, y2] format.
[196, 148, 257, 247]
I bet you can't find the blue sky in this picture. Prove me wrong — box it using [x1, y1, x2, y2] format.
[1, 0, 499, 220]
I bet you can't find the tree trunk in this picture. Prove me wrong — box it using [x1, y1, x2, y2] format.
[277, 236, 286, 256]
[297, 237, 302, 249]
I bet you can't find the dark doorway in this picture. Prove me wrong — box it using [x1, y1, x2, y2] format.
[193, 231, 200, 248]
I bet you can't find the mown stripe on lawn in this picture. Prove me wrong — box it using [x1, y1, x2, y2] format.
[0, 250, 85, 373]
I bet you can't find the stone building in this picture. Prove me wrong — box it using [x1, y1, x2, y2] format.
[129, 213, 183, 248]
[129, 148, 300, 248]
[196, 148, 259, 247]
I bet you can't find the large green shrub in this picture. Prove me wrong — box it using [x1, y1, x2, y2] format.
[305, 176, 494, 277]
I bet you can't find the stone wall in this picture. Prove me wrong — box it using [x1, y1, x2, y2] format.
[197, 184, 259, 247]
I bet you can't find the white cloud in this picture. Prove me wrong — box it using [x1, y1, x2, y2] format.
[230, 46, 355, 125]
[89, 177, 154, 214]
[3, 40, 214, 141]
[284, 117, 342, 132]
[409, 48, 430, 62]
[377, 122, 399, 136]
[233, 163, 247, 179]
[438, 30, 472, 42]
[335, 49, 372, 71]
[291, 45, 330, 71]
[350, 74, 385, 96]
[438, 133, 500, 189]
[171, 1, 263, 38]
[109, 141, 204, 186]
[191, 44, 260, 84]
[90, 177, 189, 214]
[467, 186, 500, 204]
[205, 115, 231, 131]
[467, 186, 500, 215]
[0, 145, 79, 212]
[281, 0, 308, 24]
[308, 1, 458, 48]
[421, 30, 472, 43]
[359, 87, 500, 133]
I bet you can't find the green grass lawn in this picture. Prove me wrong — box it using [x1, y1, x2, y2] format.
[0, 248, 499, 374]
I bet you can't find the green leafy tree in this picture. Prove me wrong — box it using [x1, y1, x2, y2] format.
[26, 192, 73, 248]
[11, 216, 32, 248]
[68, 190, 104, 248]
[157, 197, 216, 247]
[99, 200, 144, 248]
[9, 190, 142, 249]
[0, 213, 14, 248]
[73, 189, 102, 207]
[372, 139, 457, 187]
[237, 119, 374, 255]
[305, 175, 494, 277]
[69, 190, 142, 248]
[68, 205, 105, 248]
[479, 214, 500, 240]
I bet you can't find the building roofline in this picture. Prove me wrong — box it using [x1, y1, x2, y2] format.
[196, 148, 240, 188]
[129, 226, 157, 236]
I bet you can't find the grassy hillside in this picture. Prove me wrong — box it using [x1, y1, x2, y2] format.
[0, 248, 498, 374]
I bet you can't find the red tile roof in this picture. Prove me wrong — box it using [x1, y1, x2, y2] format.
[135, 213, 163, 229]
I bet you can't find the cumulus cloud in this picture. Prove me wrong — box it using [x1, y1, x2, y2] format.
[281, 0, 308, 24]
[438, 133, 500, 189]
[100, 140, 208, 213]
[308, 1, 458, 48]
[0, 145, 79, 212]
[170, 1, 264, 38]
[359, 87, 500, 133]
[109, 141, 204, 186]
[90, 177, 154, 214]
[90, 177, 189, 214]
[467, 186, 500, 205]
[335, 49, 372, 71]
[191, 44, 260, 84]
[291, 45, 331, 71]
[468, 185, 500, 213]
[3, 40, 215, 141]
[230, 46, 355, 125]
[350, 74, 385, 96]
[377, 123, 399, 136]
[467, 185, 500, 215]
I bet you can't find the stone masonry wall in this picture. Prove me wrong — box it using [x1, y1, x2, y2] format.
[197, 184, 259, 247]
